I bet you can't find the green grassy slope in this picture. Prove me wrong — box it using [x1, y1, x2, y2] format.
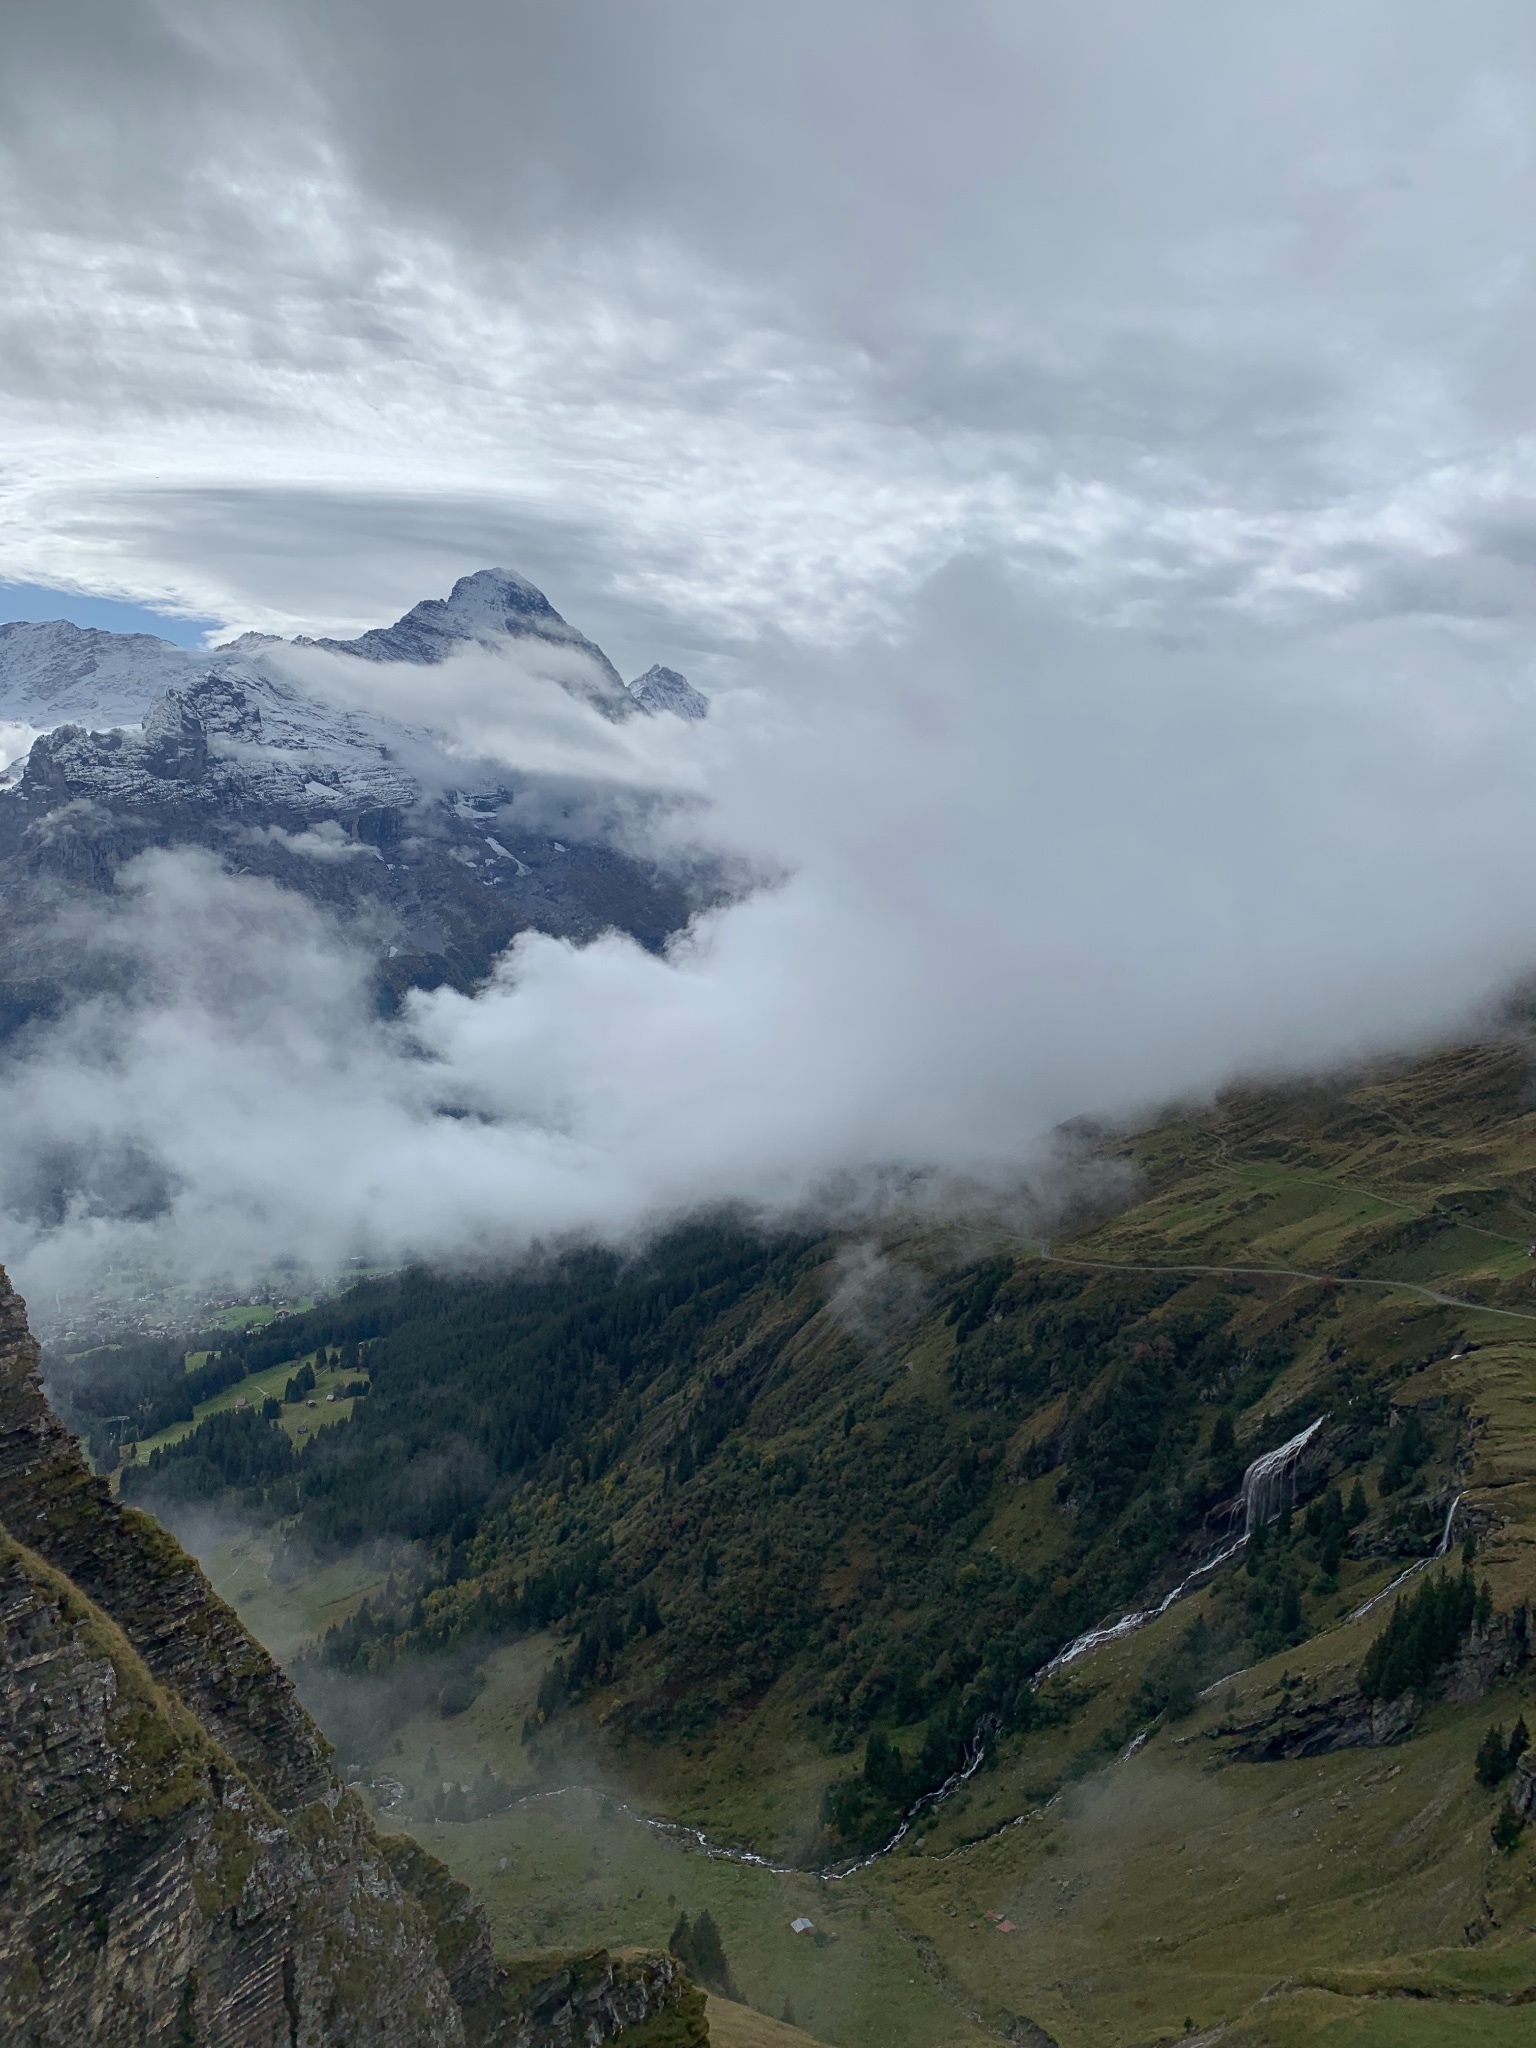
[129, 1038, 1536, 2044]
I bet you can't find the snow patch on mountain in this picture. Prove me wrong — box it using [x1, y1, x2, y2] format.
[0, 620, 201, 730]
[0, 570, 705, 812]
[308, 568, 637, 720]
[23, 668, 422, 816]
[627, 663, 709, 719]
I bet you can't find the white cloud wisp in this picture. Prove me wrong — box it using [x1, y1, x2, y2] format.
[7, 565, 1536, 1303]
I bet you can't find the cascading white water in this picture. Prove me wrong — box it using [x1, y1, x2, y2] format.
[1346, 1488, 1465, 1622]
[1030, 1535, 1249, 1684]
[1032, 1417, 1325, 1686]
[472, 1419, 1342, 1881]
[1237, 1415, 1325, 1532]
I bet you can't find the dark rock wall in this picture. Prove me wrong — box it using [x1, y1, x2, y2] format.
[0, 1268, 331, 1812]
[0, 1266, 707, 2048]
[0, 1265, 470, 2044]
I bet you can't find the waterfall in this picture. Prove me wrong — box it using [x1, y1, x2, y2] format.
[1346, 1489, 1465, 1623]
[1237, 1415, 1325, 1532]
[1031, 1535, 1249, 1684]
[1031, 1417, 1325, 1686]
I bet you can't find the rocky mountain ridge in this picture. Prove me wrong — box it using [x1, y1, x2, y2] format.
[0, 570, 707, 737]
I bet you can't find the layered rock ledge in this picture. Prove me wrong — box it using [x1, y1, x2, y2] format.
[0, 1267, 704, 2048]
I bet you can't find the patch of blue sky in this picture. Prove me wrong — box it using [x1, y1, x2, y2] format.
[0, 582, 222, 646]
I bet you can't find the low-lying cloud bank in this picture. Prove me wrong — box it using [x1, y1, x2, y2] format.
[6, 562, 1536, 1304]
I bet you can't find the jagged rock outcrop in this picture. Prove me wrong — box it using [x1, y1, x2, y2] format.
[0, 1268, 706, 2048]
[1215, 1674, 1418, 1762]
[0, 1270, 332, 1812]
[493, 1948, 704, 2048]
[1512, 1749, 1536, 1821]
[21, 668, 419, 818]
[1211, 1613, 1525, 1763]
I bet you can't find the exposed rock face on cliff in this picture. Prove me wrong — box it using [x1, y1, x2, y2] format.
[0, 1267, 706, 2048]
[1209, 1614, 1525, 1765]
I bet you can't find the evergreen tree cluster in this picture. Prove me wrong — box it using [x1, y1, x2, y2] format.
[820, 1712, 970, 1850]
[523, 1591, 665, 1735]
[284, 1358, 318, 1403]
[1302, 1482, 1366, 1579]
[1492, 1801, 1527, 1853]
[668, 1911, 737, 1999]
[283, 1227, 818, 1552]
[120, 1407, 297, 1513]
[315, 1538, 619, 1678]
[1475, 1716, 1530, 1789]
[45, 1335, 247, 1457]
[1359, 1568, 1487, 1701]
[1378, 1408, 1431, 1496]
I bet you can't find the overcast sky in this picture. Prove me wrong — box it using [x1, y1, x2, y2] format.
[5, 2, 1536, 673]
[10, 4, 1536, 1300]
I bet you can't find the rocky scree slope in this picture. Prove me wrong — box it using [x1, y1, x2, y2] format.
[0, 1265, 705, 2048]
[0, 569, 715, 1039]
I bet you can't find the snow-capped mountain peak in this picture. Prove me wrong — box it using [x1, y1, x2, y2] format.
[307, 567, 636, 718]
[0, 568, 707, 740]
[627, 663, 709, 719]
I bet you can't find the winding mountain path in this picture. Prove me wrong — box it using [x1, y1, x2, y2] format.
[1036, 1247, 1536, 1325]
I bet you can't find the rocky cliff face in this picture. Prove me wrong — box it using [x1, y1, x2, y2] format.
[0, 1268, 705, 2048]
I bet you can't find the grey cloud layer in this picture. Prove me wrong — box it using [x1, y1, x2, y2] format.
[6, 2, 1536, 655]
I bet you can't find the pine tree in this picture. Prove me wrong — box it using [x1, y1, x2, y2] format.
[1345, 1480, 1368, 1528]
[669, 1910, 736, 1997]
[1476, 1725, 1509, 1789]
[689, 1911, 728, 1987]
[1492, 1801, 1526, 1853]
[1360, 1567, 1479, 1700]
